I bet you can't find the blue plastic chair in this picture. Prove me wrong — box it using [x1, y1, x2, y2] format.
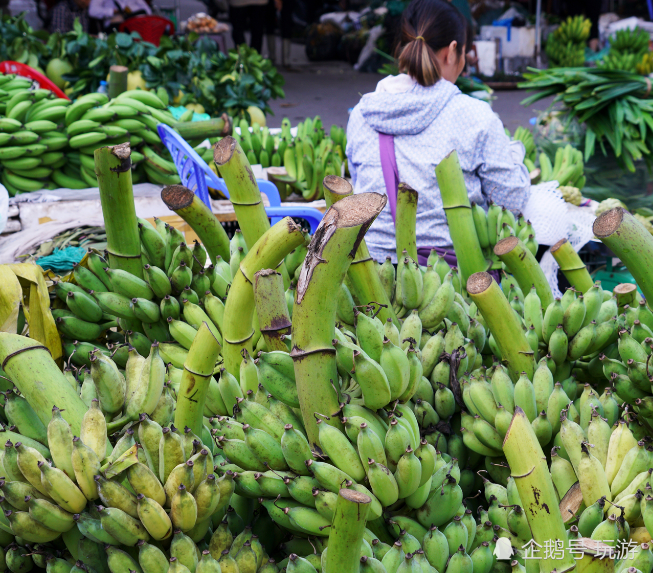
[157, 124, 325, 233]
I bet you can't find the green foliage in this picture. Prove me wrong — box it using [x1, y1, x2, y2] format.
[0, 12, 284, 117]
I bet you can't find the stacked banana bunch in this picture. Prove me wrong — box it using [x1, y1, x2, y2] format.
[545, 16, 590, 68]
[0, 74, 72, 195]
[63, 89, 182, 189]
[232, 116, 346, 202]
[0, 75, 213, 194]
[600, 28, 651, 74]
[469, 202, 538, 266]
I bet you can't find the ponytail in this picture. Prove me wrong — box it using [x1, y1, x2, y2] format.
[395, 0, 467, 87]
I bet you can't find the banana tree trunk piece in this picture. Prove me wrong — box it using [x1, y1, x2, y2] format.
[292, 192, 388, 448]
[0, 333, 88, 436]
[326, 489, 372, 573]
[550, 238, 593, 294]
[503, 407, 576, 573]
[223, 218, 305, 378]
[254, 269, 291, 352]
[174, 322, 222, 436]
[108, 65, 128, 98]
[174, 115, 232, 140]
[435, 151, 488, 286]
[214, 136, 291, 287]
[95, 143, 143, 278]
[594, 208, 653, 303]
[396, 183, 418, 263]
[467, 272, 535, 380]
[161, 185, 231, 263]
[494, 236, 554, 309]
[323, 176, 399, 327]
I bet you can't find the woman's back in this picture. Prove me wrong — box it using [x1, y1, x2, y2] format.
[346, 75, 529, 262]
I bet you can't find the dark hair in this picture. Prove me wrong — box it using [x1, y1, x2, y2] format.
[395, 0, 467, 87]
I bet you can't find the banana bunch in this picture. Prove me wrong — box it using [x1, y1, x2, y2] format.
[637, 53, 653, 76]
[0, 79, 214, 194]
[469, 202, 538, 267]
[63, 89, 183, 189]
[551, 16, 592, 46]
[599, 51, 641, 73]
[0, 74, 75, 195]
[538, 144, 586, 190]
[610, 28, 651, 58]
[0, 396, 232, 554]
[510, 127, 536, 165]
[232, 116, 347, 202]
[545, 36, 586, 68]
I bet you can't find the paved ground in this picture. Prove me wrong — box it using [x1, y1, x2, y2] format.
[267, 61, 555, 132]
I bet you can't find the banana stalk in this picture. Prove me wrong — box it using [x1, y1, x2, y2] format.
[213, 136, 273, 250]
[173, 322, 222, 436]
[223, 218, 305, 377]
[94, 143, 143, 278]
[467, 272, 535, 380]
[550, 238, 593, 293]
[323, 176, 398, 327]
[435, 151, 487, 286]
[173, 115, 231, 140]
[292, 193, 387, 447]
[494, 236, 554, 309]
[503, 407, 576, 573]
[594, 208, 653, 302]
[395, 183, 418, 263]
[160, 185, 230, 262]
[254, 269, 292, 352]
[0, 333, 88, 436]
[325, 489, 372, 573]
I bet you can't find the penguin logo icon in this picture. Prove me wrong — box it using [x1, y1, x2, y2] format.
[493, 538, 514, 560]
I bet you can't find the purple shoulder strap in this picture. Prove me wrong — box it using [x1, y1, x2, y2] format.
[379, 132, 399, 223]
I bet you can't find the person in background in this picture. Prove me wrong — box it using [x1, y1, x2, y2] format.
[49, 0, 91, 33]
[346, 0, 529, 262]
[228, 0, 267, 53]
[88, 0, 152, 31]
[264, 0, 278, 63]
[264, 0, 295, 67]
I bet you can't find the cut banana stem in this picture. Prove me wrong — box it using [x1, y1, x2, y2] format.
[0, 333, 87, 436]
[395, 183, 418, 263]
[173, 323, 222, 436]
[254, 269, 292, 352]
[223, 217, 305, 378]
[494, 236, 553, 309]
[435, 150, 488, 286]
[594, 208, 653, 303]
[160, 185, 231, 263]
[503, 407, 576, 573]
[95, 143, 143, 279]
[325, 489, 371, 573]
[467, 272, 535, 380]
[292, 192, 388, 448]
[550, 238, 593, 294]
[323, 175, 398, 327]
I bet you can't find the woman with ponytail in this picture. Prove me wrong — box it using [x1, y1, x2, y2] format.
[346, 0, 530, 264]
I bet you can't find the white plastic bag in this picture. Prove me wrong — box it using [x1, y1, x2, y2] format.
[0, 184, 9, 235]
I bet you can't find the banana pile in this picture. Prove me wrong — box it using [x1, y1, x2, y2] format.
[545, 16, 590, 68]
[601, 28, 651, 74]
[609, 28, 651, 58]
[232, 116, 346, 202]
[0, 75, 225, 194]
[469, 202, 537, 267]
[637, 53, 653, 76]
